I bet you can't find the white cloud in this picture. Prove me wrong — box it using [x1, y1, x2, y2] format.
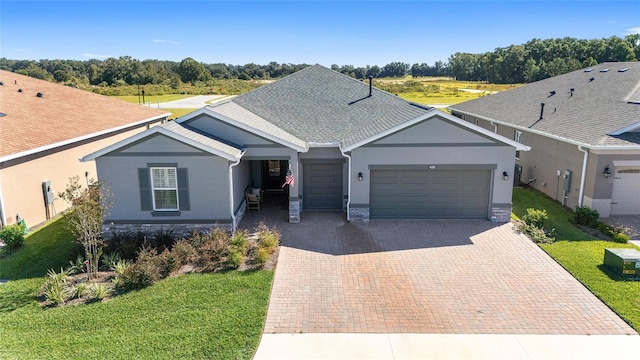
[82, 53, 112, 59]
[626, 27, 640, 35]
[153, 39, 179, 45]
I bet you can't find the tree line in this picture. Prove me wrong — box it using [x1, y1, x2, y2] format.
[0, 35, 638, 87]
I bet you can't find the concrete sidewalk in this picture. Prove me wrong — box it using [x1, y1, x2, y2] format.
[254, 333, 640, 360]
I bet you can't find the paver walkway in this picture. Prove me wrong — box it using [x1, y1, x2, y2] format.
[240, 208, 635, 336]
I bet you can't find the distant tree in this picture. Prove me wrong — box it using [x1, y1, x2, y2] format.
[178, 57, 211, 84]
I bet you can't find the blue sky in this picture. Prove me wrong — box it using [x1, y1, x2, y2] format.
[1, 1, 639, 67]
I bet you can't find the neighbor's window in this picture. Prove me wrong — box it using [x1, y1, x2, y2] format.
[514, 130, 522, 160]
[150, 167, 179, 210]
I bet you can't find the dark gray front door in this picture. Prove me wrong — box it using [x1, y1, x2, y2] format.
[370, 169, 490, 219]
[303, 162, 343, 210]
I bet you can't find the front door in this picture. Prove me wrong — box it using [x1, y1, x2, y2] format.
[264, 160, 287, 191]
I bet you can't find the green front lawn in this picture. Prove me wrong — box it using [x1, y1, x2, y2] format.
[0, 216, 78, 280]
[0, 216, 273, 359]
[514, 187, 640, 331]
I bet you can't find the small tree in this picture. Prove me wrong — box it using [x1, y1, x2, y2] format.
[59, 176, 112, 279]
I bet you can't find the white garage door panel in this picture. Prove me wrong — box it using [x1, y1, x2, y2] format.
[611, 168, 640, 215]
[370, 169, 490, 219]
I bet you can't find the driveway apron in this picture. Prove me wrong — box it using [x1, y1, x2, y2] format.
[242, 211, 635, 335]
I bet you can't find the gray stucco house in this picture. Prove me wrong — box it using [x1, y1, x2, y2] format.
[82, 65, 528, 235]
[449, 62, 640, 217]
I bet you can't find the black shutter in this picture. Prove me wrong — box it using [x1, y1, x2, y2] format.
[138, 168, 153, 211]
[177, 168, 190, 211]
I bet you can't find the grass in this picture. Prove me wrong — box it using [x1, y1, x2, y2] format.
[113, 94, 193, 103]
[513, 187, 640, 331]
[0, 271, 272, 359]
[0, 216, 78, 280]
[0, 215, 274, 359]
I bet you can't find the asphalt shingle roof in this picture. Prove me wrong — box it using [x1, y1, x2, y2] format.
[0, 70, 169, 159]
[449, 62, 640, 147]
[215, 65, 432, 148]
[162, 121, 244, 159]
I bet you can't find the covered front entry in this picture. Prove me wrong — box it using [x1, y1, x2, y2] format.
[611, 167, 640, 215]
[369, 168, 490, 219]
[302, 161, 343, 210]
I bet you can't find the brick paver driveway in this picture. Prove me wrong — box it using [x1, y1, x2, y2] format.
[240, 210, 635, 335]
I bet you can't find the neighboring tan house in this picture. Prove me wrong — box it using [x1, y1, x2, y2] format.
[0, 70, 170, 229]
[82, 65, 528, 235]
[449, 62, 640, 217]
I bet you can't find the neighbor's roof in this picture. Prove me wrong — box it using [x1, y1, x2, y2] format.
[448, 62, 640, 148]
[209, 64, 434, 148]
[82, 120, 244, 162]
[0, 70, 170, 160]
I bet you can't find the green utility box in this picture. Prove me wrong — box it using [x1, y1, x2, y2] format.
[603, 248, 640, 280]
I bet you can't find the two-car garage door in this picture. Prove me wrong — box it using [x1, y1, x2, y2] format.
[370, 169, 490, 219]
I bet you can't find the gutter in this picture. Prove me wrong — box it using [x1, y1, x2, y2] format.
[1, 113, 170, 164]
[228, 150, 246, 231]
[340, 148, 352, 222]
[449, 109, 640, 151]
[577, 146, 589, 207]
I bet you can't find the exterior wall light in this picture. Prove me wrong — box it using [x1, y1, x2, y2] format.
[604, 166, 611, 178]
[502, 171, 509, 181]
[358, 172, 363, 181]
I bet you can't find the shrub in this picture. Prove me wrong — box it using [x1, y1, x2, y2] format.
[518, 222, 555, 244]
[572, 206, 599, 227]
[253, 223, 280, 266]
[101, 252, 121, 271]
[157, 248, 177, 278]
[227, 230, 249, 269]
[612, 232, 629, 244]
[0, 223, 27, 252]
[196, 229, 232, 271]
[171, 239, 196, 267]
[41, 268, 69, 306]
[111, 259, 130, 289]
[87, 283, 110, 301]
[67, 255, 87, 275]
[122, 262, 158, 290]
[521, 208, 547, 229]
[122, 246, 162, 289]
[69, 283, 88, 299]
[104, 231, 147, 260]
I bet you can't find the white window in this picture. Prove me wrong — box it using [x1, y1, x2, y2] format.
[150, 167, 179, 210]
[514, 131, 522, 159]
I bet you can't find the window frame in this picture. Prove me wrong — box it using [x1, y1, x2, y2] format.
[514, 130, 522, 160]
[150, 167, 179, 211]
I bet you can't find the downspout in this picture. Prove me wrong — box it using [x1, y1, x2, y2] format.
[490, 121, 498, 133]
[577, 145, 588, 207]
[228, 151, 245, 231]
[0, 177, 5, 227]
[340, 148, 352, 222]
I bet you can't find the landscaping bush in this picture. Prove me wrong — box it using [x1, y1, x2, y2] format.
[122, 246, 162, 289]
[227, 230, 249, 269]
[67, 255, 87, 275]
[196, 228, 232, 271]
[253, 223, 280, 266]
[518, 223, 555, 244]
[40, 268, 69, 306]
[171, 239, 196, 267]
[572, 206, 599, 227]
[0, 223, 27, 252]
[521, 208, 547, 229]
[612, 232, 630, 244]
[87, 283, 110, 301]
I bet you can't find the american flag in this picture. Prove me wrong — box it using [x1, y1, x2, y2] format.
[282, 168, 295, 188]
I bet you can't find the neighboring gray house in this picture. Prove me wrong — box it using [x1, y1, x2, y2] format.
[449, 62, 640, 217]
[82, 65, 528, 235]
